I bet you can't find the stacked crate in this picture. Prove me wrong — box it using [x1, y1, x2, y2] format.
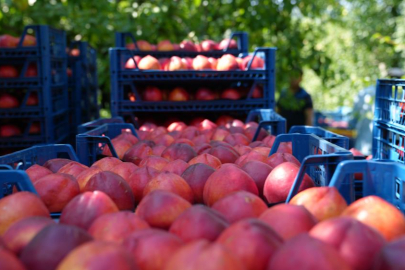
[109, 32, 276, 125]
[0, 25, 69, 153]
[67, 41, 99, 141]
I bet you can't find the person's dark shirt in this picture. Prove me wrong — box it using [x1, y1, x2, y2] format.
[277, 87, 313, 131]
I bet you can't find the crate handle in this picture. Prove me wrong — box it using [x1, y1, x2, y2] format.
[252, 120, 281, 141]
[244, 47, 268, 71]
[0, 171, 38, 199]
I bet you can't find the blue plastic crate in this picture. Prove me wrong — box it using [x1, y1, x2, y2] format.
[372, 121, 405, 163]
[76, 123, 138, 166]
[68, 41, 99, 135]
[329, 160, 405, 213]
[267, 134, 353, 203]
[77, 117, 125, 134]
[374, 79, 405, 130]
[0, 144, 78, 169]
[245, 109, 286, 140]
[115, 31, 249, 57]
[109, 47, 276, 117]
[0, 25, 69, 147]
[0, 144, 78, 218]
[289, 126, 349, 149]
[0, 170, 38, 199]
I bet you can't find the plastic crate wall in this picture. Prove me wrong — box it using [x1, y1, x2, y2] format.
[374, 79, 405, 130]
[115, 31, 249, 57]
[373, 121, 405, 163]
[269, 134, 353, 203]
[329, 160, 405, 213]
[109, 47, 276, 118]
[0, 25, 69, 147]
[68, 41, 99, 137]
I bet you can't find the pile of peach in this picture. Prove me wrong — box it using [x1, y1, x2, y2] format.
[125, 54, 264, 71]
[0, 117, 404, 270]
[126, 38, 240, 52]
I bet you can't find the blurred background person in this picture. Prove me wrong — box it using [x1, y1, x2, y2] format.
[277, 67, 313, 131]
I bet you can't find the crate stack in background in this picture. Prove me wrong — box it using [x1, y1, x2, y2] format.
[109, 32, 276, 126]
[67, 41, 99, 142]
[0, 25, 69, 154]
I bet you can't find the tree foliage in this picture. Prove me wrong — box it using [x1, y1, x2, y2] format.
[0, 0, 403, 111]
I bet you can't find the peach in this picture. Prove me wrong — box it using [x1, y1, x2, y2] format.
[208, 145, 240, 164]
[221, 88, 241, 100]
[102, 138, 133, 159]
[235, 151, 268, 167]
[153, 133, 174, 146]
[20, 224, 93, 270]
[157, 40, 174, 51]
[224, 133, 250, 146]
[242, 55, 264, 70]
[310, 217, 386, 270]
[168, 87, 189, 101]
[127, 167, 160, 203]
[56, 241, 138, 270]
[143, 171, 194, 203]
[192, 134, 210, 145]
[372, 236, 405, 270]
[200, 40, 218, 51]
[212, 191, 268, 223]
[217, 218, 283, 270]
[211, 128, 230, 141]
[170, 205, 229, 242]
[143, 86, 163, 101]
[188, 153, 221, 168]
[123, 228, 183, 270]
[57, 162, 88, 178]
[88, 211, 150, 243]
[174, 138, 194, 146]
[241, 160, 273, 197]
[123, 142, 153, 165]
[194, 143, 212, 154]
[43, 158, 74, 173]
[234, 144, 252, 155]
[266, 152, 300, 168]
[125, 56, 142, 69]
[139, 156, 169, 170]
[192, 55, 212, 70]
[216, 115, 234, 126]
[60, 191, 119, 230]
[262, 134, 276, 147]
[181, 163, 216, 203]
[164, 240, 245, 270]
[259, 204, 317, 240]
[25, 165, 52, 183]
[203, 164, 259, 206]
[34, 173, 80, 212]
[252, 146, 271, 156]
[167, 121, 187, 132]
[179, 126, 200, 140]
[0, 249, 26, 270]
[167, 56, 187, 71]
[161, 143, 197, 162]
[0, 192, 49, 236]
[76, 167, 103, 191]
[107, 162, 138, 182]
[115, 132, 138, 145]
[342, 195, 405, 241]
[244, 126, 268, 141]
[135, 190, 192, 229]
[138, 55, 161, 70]
[218, 38, 238, 50]
[268, 234, 352, 270]
[83, 171, 135, 211]
[290, 186, 348, 221]
[180, 40, 197, 51]
[3, 216, 54, 255]
[217, 54, 239, 71]
[264, 162, 314, 204]
[152, 145, 166, 156]
[276, 142, 293, 154]
[91, 157, 122, 171]
[197, 119, 217, 131]
[162, 159, 189, 175]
